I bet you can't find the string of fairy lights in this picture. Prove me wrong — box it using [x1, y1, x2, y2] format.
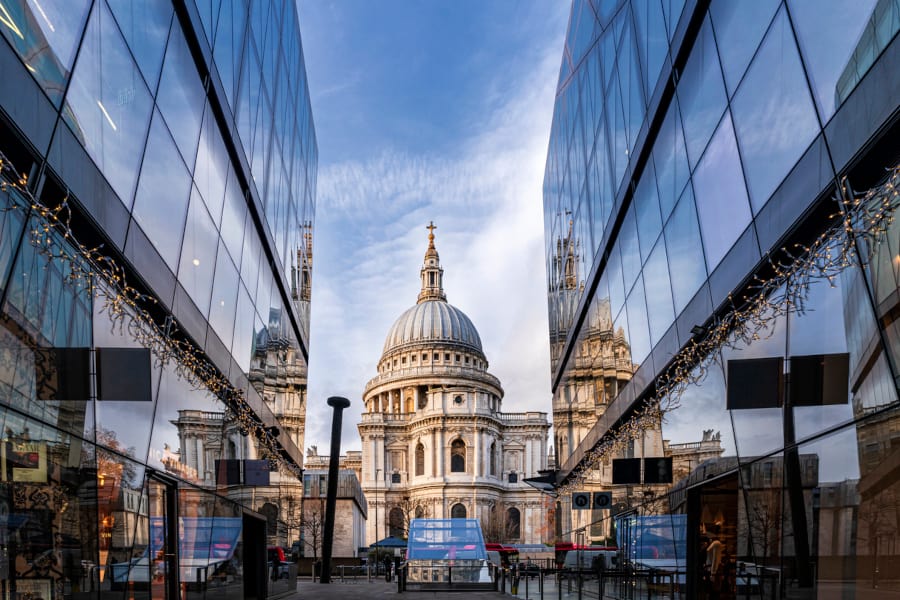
[556, 161, 900, 496]
[0, 152, 301, 478]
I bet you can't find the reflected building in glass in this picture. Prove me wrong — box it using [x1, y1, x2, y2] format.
[0, 0, 315, 598]
[543, 0, 900, 597]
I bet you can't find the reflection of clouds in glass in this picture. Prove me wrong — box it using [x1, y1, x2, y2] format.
[800, 428, 860, 483]
[787, 0, 878, 120]
[730, 7, 819, 211]
[663, 365, 735, 455]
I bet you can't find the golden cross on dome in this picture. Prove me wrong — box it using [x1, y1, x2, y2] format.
[426, 221, 437, 237]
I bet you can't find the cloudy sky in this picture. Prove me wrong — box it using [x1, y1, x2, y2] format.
[295, 1, 571, 453]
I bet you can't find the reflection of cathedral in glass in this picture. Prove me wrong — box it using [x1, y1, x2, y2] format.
[0, 0, 316, 597]
[543, 0, 900, 595]
[359, 226, 552, 546]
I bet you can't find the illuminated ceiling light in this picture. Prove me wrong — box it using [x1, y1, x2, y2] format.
[192, 258, 200, 266]
[32, 0, 55, 32]
[96, 100, 117, 131]
[0, 3, 25, 39]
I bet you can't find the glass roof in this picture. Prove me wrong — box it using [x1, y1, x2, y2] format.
[406, 519, 487, 561]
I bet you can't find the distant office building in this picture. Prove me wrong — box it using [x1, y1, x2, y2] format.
[358, 227, 552, 546]
[300, 470, 368, 559]
[544, 0, 900, 596]
[0, 1, 315, 598]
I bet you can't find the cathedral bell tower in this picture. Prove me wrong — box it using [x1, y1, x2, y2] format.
[418, 221, 447, 303]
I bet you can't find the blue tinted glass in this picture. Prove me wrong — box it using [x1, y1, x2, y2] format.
[208, 240, 239, 349]
[643, 238, 675, 344]
[157, 23, 205, 167]
[213, 0, 247, 108]
[632, 0, 669, 97]
[677, 17, 727, 168]
[653, 99, 688, 220]
[0, 0, 91, 105]
[106, 0, 172, 91]
[221, 168, 247, 265]
[569, 0, 599, 65]
[608, 67, 629, 190]
[661, 0, 685, 41]
[607, 248, 626, 317]
[664, 184, 707, 312]
[787, 0, 880, 120]
[618, 16, 645, 154]
[619, 207, 641, 290]
[626, 276, 651, 364]
[178, 187, 218, 315]
[731, 7, 820, 213]
[231, 283, 255, 372]
[65, 2, 153, 203]
[709, 0, 780, 96]
[132, 112, 191, 269]
[194, 105, 229, 223]
[634, 162, 662, 263]
[691, 111, 751, 270]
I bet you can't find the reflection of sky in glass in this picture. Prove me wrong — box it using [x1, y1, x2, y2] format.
[691, 111, 751, 270]
[730, 6, 819, 213]
[787, 0, 878, 121]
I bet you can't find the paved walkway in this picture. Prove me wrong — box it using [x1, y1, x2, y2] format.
[285, 579, 508, 599]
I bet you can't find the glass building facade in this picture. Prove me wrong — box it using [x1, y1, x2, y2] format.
[544, 0, 900, 597]
[0, 0, 315, 598]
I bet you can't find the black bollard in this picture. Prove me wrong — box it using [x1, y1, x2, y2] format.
[319, 396, 351, 583]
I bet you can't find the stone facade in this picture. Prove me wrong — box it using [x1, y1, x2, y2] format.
[358, 226, 552, 546]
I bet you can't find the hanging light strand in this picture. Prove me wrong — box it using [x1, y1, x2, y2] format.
[557, 163, 900, 494]
[0, 153, 301, 478]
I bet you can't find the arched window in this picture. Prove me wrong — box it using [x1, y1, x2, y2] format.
[489, 442, 497, 476]
[451, 439, 466, 473]
[451, 503, 467, 519]
[506, 507, 521, 540]
[415, 443, 425, 476]
[389, 507, 404, 538]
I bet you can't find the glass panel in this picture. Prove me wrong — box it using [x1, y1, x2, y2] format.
[132, 111, 191, 269]
[178, 187, 218, 316]
[643, 238, 674, 345]
[231, 283, 255, 373]
[221, 167, 248, 267]
[213, 0, 247, 108]
[208, 240, 239, 349]
[652, 99, 689, 220]
[625, 276, 650, 365]
[0, 187, 28, 298]
[106, 0, 172, 91]
[632, 0, 668, 97]
[619, 206, 641, 291]
[789, 271, 856, 439]
[664, 183, 707, 313]
[691, 111, 751, 270]
[93, 281, 159, 468]
[724, 303, 788, 461]
[788, 0, 881, 121]
[0, 0, 91, 105]
[676, 17, 727, 168]
[65, 1, 154, 203]
[634, 161, 662, 263]
[709, 0, 780, 96]
[194, 105, 230, 224]
[156, 22, 205, 168]
[730, 6, 820, 213]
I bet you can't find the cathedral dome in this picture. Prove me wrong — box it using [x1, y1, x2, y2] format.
[382, 300, 483, 355]
[380, 222, 485, 360]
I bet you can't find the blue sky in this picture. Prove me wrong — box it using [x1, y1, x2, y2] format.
[296, 1, 571, 453]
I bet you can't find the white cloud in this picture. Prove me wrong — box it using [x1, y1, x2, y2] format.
[304, 24, 565, 453]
